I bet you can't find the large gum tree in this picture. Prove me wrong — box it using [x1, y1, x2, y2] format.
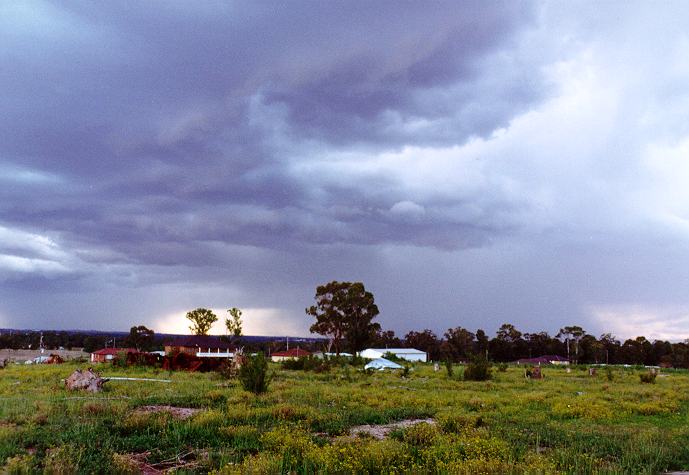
[306, 281, 380, 355]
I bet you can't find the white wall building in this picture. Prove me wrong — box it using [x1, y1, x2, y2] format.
[359, 348, 427, 362]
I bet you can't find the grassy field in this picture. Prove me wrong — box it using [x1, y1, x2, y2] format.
[1, 361, 688, 474]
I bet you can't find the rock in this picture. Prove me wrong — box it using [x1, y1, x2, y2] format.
[65, 368, 109, 392]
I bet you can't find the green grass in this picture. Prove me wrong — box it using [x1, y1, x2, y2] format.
[1, 362, 689, 473]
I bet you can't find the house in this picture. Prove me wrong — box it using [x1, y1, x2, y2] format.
[358, 348, 427, 362]
[164, 336, 233, 358]
[271, 347, 311, 362]
[364, 358, 403, 371]
[515, 355, 569, 366]
[90, 348, 138, 363]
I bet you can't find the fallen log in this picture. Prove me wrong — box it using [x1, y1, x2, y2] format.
[105, 377, 171, 383]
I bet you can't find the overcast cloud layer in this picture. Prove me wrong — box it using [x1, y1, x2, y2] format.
[2, 1, 689, 340]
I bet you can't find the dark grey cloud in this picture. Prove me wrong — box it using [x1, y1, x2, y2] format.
[0, 0, 541, 263]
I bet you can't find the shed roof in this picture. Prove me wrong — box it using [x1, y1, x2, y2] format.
[272, 348, 311, 357]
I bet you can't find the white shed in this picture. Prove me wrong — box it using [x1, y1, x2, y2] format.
[364, 358, 403, 371]
[359, 348, 427, 362]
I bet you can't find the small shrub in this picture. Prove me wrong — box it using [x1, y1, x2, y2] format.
[218, 359, 239, 379]
[2, 454, 35, 475]
[343, 364, 353, 382]
[445, 360, 454, 378]
[192, 409, 225, 428]
[639, 372, 657, 384]
[438, 414, 483, 433]
[402, 422, 439, 446]
[110, 453, 140, 474]
[206, 389, 227, 404]
[112, 351, 129, 368]
[496, 363, 508, 372]
[219, 425, 261, 451]
[464, 356, 492, 381]
[43, 446, 82, 475]
[382, 352, 404, 362]
[282, 356, 330, 372]
[606, 367, 614, 382]
[281, 357, 306, 370]
[401, 365, 411, 378]
[239, 352, 273, 394]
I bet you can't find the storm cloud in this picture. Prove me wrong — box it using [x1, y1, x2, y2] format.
[2, 1, 689, 339]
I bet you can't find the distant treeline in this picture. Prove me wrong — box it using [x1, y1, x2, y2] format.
[0, 330, 122, 353]
[369, 324, 686, 367]
[0, 329, 322, 355]
[2, 324, 688, 367]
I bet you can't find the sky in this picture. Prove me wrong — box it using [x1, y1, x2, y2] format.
[2, 1, 689, 340]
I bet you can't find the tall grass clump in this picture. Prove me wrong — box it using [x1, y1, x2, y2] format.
[463, 356, 492, 381]
[639, 371, 657, 384]
[239, 352, 272, 394]
[445, 360, 453, 378]
[606, 367, 614, 381]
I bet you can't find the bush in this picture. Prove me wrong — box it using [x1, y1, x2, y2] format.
[112, 351, 129, 368]
[383, 352, 403, 363]
[282, 355, 330, 372]
[606, 367, 614, 382]
[496, 363, 508, 372]
[639, 372, 657, 384]
[239, 352, 273, 394]
[445, 360, 454, 378]
[464, 356, 492, 381]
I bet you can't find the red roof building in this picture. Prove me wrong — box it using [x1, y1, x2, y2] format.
[90, 347, 138, 363]
[271, 347, 311, 362]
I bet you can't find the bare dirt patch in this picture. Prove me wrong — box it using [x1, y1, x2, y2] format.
[349, 418, 435, 440]
[134, 405, 201, 419]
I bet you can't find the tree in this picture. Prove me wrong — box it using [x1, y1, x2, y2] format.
[226, 308, 243, 341]
[371, 329, 402, 348]
[496, 323, 522, 342]
[475, 329, 489, 358]
[557, 325, 586, 363]
[404, 329, 441, 361]
[442, 327, 475, 361]
[306, 281, 380, 354]
[491, 323, 525, 362]
[599, 333, 620, 365]
[186, 308, 218, 335]
[124, 325, 155, 351]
